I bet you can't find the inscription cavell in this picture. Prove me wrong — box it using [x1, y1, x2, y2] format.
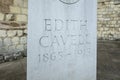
[38, 18, 91, 63]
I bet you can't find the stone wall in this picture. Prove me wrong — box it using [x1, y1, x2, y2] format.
[0, 0, 27, 25]
[0, 0, 27, 54]
[98, 0, 120, 40]
[0, 24, 27, 53]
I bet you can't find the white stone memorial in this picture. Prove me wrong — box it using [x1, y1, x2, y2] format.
[28, 0, 97, 80]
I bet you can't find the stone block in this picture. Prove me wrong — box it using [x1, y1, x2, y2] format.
[16, 15, 27, 22]
[16, 44, 24, 51]
[23, 0, 28, 7]
[4, 38, 12, 46]
[12, 37, 19, 45]
[20, 36, 27, 44]
[21, 8, 27, 14]
[0, 0, 13, 5]
[8, 46, 16, 53]
[24, 29, 27, 34]
[0, 30, 7, 37]
[17, 30, 23, 36]
[24, 44, 27, 50]
[5, 14, 14, 21]
[114, 0, 120, 5]
[14, 0, 24, 7]
[0, 13, 4, 20]
[7, 30, 16, 37]
[10, 6, 21, 13]
[0, 38, 3, 47]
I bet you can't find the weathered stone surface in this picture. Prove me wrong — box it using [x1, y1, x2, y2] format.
[0, 0, 13, 13]
[0, 0, 28, 25]
[0, 30, 7, 37]
[0, 38, 2, 47]
[21, 8, 27, 14]
[5, 14, 14, 21]
[24, 44, 27, 50]
[13, 0, 24, 7]
[0, 13, 4, 20]
[16, 45, 24, 51]
[97, 0, 120, 40]
[4, 38, 12, 46]
[17, 30, 23, 36]
[24, 29, 27, 34]
[20, 36, 27, 44]
[10, 6, 21, 13]
[0, 0, 13, 5]
[0, 0, 28, 53]
[16, 15, 27, 22]
[12, 37, 19, 44]
[8, 46, 16, 53]
[23, 0, 28, 7]
[114, 0, 120, 5]
[7, 30, 16, 37]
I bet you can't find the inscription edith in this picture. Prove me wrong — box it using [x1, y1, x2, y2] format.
[38, 19, 91, 62]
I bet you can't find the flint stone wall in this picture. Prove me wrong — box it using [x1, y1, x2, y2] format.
[0, 24, 27, 53]
[98, 0, 120, 40]
[0, 0, 27, 56]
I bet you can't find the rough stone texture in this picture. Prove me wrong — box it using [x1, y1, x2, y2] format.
[23, 0, 28, 7]
[0, 0, 28, 26]
[0, 13, 4, 20]
[10, 6, 21, 13]
[0, 0, 13, 13]
[24, 29, 27, 34]
[8, 46, 16, 53]
[4, 38, 12, 46]
[0, 39, 2, 47]
[20, 36, 27, 44]
[7, 30, 16, 37]
[16, 15, 27, 22]
[17, 30, 23, 37]
[0, 23, 27, 53]
[98, 0, 120, 40]
[12, 37, 19, 45]
[16, 45, 24, 51]
[0, 30, 7, 37]
[13, 0, 24, 7]
[21, 8, 27, 14]
[0, 0, 27, 55]
[5, 14, 14, 21]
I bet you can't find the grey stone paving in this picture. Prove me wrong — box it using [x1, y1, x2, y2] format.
[0, 58, 26, 80]
[0, 41, 119, 80]
[97, 41, 120, 80]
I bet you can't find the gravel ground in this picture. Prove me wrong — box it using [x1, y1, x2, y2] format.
[0, 41, 120, 80]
